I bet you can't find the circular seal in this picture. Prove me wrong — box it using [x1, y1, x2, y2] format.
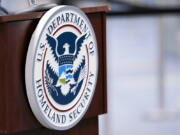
[25, 6, 98, 130]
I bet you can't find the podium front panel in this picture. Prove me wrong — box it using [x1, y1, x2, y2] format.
[0, 6, 108, 135]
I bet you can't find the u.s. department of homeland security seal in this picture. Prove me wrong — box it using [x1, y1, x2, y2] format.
[25, 6, 98, 130]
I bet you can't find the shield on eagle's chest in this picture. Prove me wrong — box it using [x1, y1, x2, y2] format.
[58, 64, 73, 84]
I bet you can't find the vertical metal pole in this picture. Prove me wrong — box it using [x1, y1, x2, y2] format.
[146, 16, 168, 120]
[145, 17, 177, 121]
[158, 17, 165, 110]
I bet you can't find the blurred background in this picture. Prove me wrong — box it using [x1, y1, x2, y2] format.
[1, 0, 180, 135]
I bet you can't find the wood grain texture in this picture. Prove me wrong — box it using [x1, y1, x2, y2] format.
[0, 7, 107, 135]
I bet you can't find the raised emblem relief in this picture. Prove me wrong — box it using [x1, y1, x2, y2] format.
[25, 6, 98, 130]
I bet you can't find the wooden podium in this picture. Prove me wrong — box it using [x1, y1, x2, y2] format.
[0, 6, 108, 135]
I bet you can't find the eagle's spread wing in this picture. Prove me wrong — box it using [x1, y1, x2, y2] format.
[46, 34, 59, 62]
[73, 34, 87, 83]
[74, 33, 87, 59]
[73, 57, 86, 81]
[46, 34, 59, 75]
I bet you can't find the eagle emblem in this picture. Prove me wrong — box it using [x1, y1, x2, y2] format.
[45, 32, 88, 105]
